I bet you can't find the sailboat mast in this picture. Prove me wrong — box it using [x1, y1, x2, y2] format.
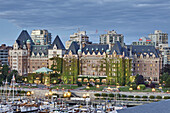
[12, 74, 15, 102]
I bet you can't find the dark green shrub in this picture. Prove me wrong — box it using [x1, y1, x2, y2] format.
[94, 93, 101, 97]
[164, 96, 170, 99]
[121, 94, 127, 98]
[77, 81, 82, 87]
[135, 96, 141, 98]
[101, 93, 108, 97]
[142, 96, 148, 98]
[128, 99, 133, 101]
[108, 93, 114, 97]
[53, 93, 59, 97]
[149, 95, 155, 99]
[128, 95, 134, 98]
[156, 96, 162, 99]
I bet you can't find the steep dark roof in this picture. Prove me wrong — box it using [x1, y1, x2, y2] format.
[16, 30, 34, 48]
[31, 45, 50, 56]
[117, 100, 170, 113]
[50, 35, 65, 50]
[110, 41, 123, 55]
[82, 44, 109, 54]
[67, 41, 79, 54]
[126, 45, 159, 58]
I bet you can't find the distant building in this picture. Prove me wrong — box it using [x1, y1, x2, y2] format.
[31, 29, 52, 45]
[100, 30, 124, 46]
[126, 45, 162, 83]
[65, 31, 91, 49]
[0, 44, 12, 65]
[148, 30, 168, 50]
[132, 37, 155, 46]
[162, 47, 170, 65]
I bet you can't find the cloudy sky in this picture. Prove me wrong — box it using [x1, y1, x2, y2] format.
[0, 0, 170, 46]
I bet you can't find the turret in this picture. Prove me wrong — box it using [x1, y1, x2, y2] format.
[26, 39, 31, 57]
[78, 49, 82, 57]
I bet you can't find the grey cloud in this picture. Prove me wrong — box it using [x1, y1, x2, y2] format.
[0, 0, 170, 44]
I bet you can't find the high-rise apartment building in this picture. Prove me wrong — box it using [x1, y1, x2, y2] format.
[100, 30, 124, 46]
[162, 47, 170, 65]
[132, 37, 155, 46]
[31, 29, 52, 45]
[65, 31, 91, 49]
[148, 30, 168, 50]
[0, 44, 12, 65]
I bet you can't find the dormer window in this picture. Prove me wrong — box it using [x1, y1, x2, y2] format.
[96, 48, 98, 51]
[102, 48, 104, 52]
[86, 48, 88, 51]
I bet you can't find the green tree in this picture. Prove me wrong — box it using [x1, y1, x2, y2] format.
[161, 64, 170, 75]
[135, 74, 144, 85]
[160, 72, 169, 84]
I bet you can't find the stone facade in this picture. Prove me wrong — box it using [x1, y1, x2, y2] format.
[9, 30, 65, 76]
[127, 45, 162, 83]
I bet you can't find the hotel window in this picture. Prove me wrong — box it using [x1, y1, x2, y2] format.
[154, 77, 157, 81]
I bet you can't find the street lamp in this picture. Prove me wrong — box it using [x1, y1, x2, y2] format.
[49, 91, 52, 96]
[45, 93, 48, 96]
[129, 87, 133, 91]
[137, 86, 140, 90]
[86, 86, 90, 89]
[63, 92, 72, 98]
[27, 91, 31, 97]
[116, 86, 120, 88]
[159, 87, 162, 90]
[96, 84, 100, 88]
[83, 94, 87, 98]
[31, 91, 34, 95]
[54, 80, 57, 84]
[152, 88, 155, 92]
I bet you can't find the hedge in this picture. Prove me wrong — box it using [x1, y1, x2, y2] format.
[135, 95, 141, 98]
[94, 93, 101, 97]
[108, 93, 114, 97]
[149, 95, 155, 99]
[128, 95, 134, 98]
[121, 94, 127, 98]
[101, 93, 108, 97]
[142, 96, 148, 98]
[164, 96, 170, 99]
[156, 96, 162, 99]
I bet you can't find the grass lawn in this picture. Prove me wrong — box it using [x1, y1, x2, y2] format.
[52, 84, 79, 89]
[162, 88, 170, 92]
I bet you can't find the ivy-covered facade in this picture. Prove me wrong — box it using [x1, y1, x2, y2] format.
[63, 41, 133, 85]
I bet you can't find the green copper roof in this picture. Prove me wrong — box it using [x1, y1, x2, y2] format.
[35, 67, 53, 73]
